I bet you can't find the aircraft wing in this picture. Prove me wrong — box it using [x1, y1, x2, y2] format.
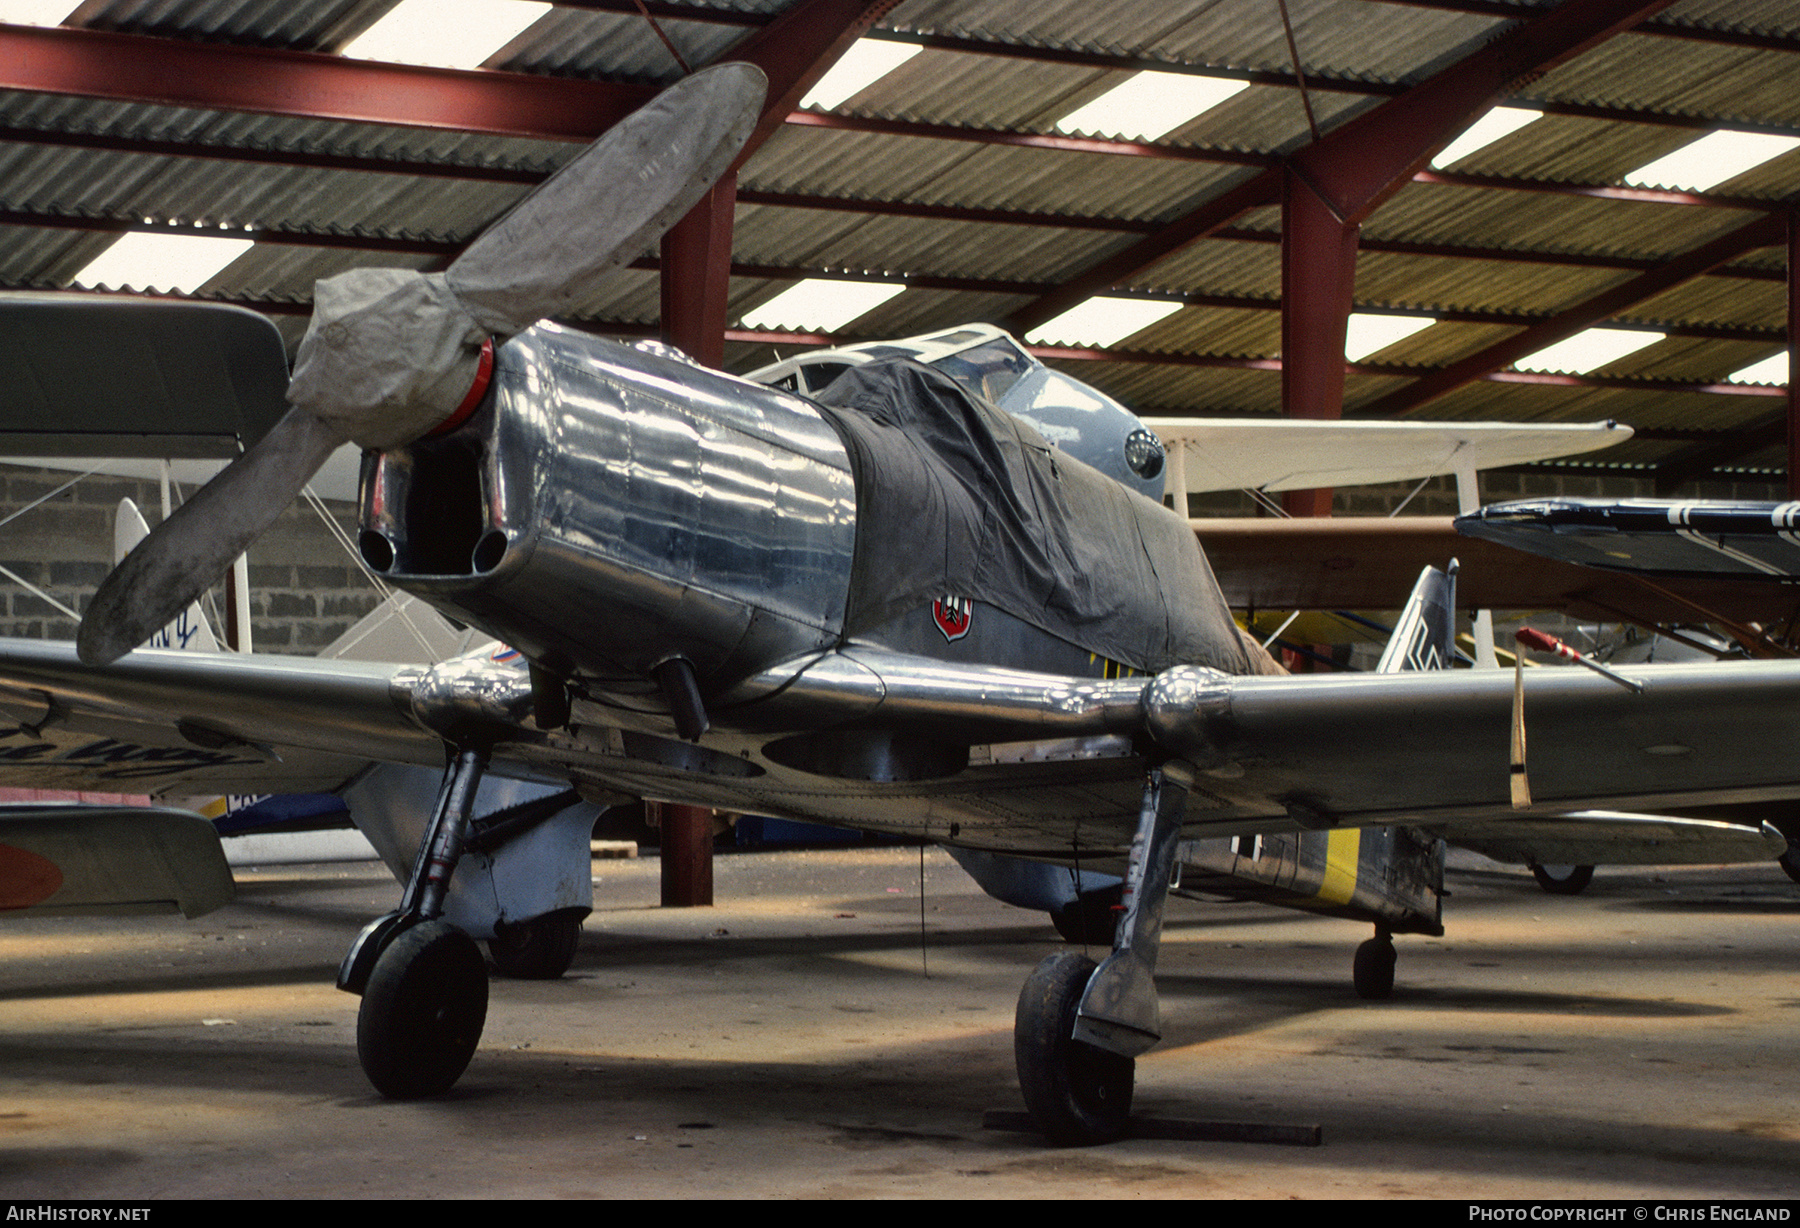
[1, 639, 1798, 855]
[1438, 810, 1787, 868]
[1193, 515, 1800, 625]
[1456, 498, 1800, 582]
[492, 649, 1800, 845]
[1145, 418, 1630, 495]
[0, 639, 442, 797]
[1138, 661, 1800, 831]
[0, 294, 288, 458]
[0, 804, 232, 918]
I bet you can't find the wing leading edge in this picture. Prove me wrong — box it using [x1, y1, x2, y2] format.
[0, 639, 441, 797]
[1443, 811, 1786, 867]
[0, 636, 1796, 852]
[1142, 661, 1800, 828]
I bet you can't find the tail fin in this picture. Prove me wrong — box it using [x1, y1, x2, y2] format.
[1375, 561, 1458, 674]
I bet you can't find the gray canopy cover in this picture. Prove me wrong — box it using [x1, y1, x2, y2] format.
[813, 360, 1252, 676]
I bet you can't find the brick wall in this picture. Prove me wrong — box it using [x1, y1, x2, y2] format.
[0, 465, 378, 653]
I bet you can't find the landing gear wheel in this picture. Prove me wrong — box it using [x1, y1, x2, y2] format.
[487, 914, 582, 979]
[1049, 887, 1122, 946]
[1014, 952, 1133, 1145]
[1529, 863, 1595, 895]
[1779, 841, 1800, 886]
[357, 920, 488, 1099]
[1353, 933, 1396, 1000]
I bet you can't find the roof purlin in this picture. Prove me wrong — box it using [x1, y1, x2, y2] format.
[0, 23, 653, 140]
[1359, 212, 1788, 418]
[4, 205, 1779, 340]
[999, 0, 1682, 337]
[541, 0, 1800, 61]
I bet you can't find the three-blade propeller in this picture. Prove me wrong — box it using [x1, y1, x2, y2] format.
[78, 64, 767, 666]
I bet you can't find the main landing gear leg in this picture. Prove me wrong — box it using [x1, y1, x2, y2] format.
[337, 746, 491, 1098]
[1015, 764, 1190, 1145]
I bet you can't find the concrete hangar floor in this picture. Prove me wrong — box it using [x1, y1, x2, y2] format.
[0, 845, 1794, 1200]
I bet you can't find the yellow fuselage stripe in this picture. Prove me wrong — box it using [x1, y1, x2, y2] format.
[1316, 828, 1361, 905]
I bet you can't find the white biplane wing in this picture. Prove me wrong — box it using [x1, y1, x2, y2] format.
[9, 447, 364, 504]
[1144, 417, 1631, 498]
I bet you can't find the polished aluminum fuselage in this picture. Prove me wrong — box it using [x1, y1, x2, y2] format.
[359, 328, 858, 696]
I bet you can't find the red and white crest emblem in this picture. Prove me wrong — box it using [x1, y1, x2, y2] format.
[932, 595, 972, 642]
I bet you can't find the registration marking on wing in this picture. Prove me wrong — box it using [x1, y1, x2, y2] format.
[0, 732, 262, 778]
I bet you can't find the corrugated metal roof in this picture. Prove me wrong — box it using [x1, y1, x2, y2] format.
[0, 91, 577, 172]
[498, 6, 754, 80]
[78, 0, 369, 49]
[0, 0, 1796, 491]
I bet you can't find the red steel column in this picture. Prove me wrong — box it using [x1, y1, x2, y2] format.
[1789, 210, 1799, 499]
[658, 0, 898, 363]
[1280, 168, 1360, 519]
[651, 2, 896, 900]
[657, 803, 715, 907]
[660, 172, 738, 367]
[1004, 0, 1674, 342]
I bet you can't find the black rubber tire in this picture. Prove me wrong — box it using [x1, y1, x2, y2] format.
[1530, 863, 1595, 895]
[357, 920, 488, 1099]
[1779, 842, 1800, 886]
[1014, 952, 1133, 1146]
[1353, 934, 1396, 1000]
[488, 914, 582, 980]
[1049, 887, 1122, 946]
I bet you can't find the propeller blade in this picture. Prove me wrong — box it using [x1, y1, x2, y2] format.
[446, 61, 766, 336]
[78, 65, 765, 665]
[77, 407, 346, 666]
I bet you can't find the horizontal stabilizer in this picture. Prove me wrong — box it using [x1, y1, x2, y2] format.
[1443, 811, 1785, 867]
[321, 591, 484, 665]
[221, 829, 378, 867]
[0, 804, 233, 918]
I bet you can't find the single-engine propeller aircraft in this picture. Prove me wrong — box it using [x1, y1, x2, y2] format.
[7, 65, 1800, 1146]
